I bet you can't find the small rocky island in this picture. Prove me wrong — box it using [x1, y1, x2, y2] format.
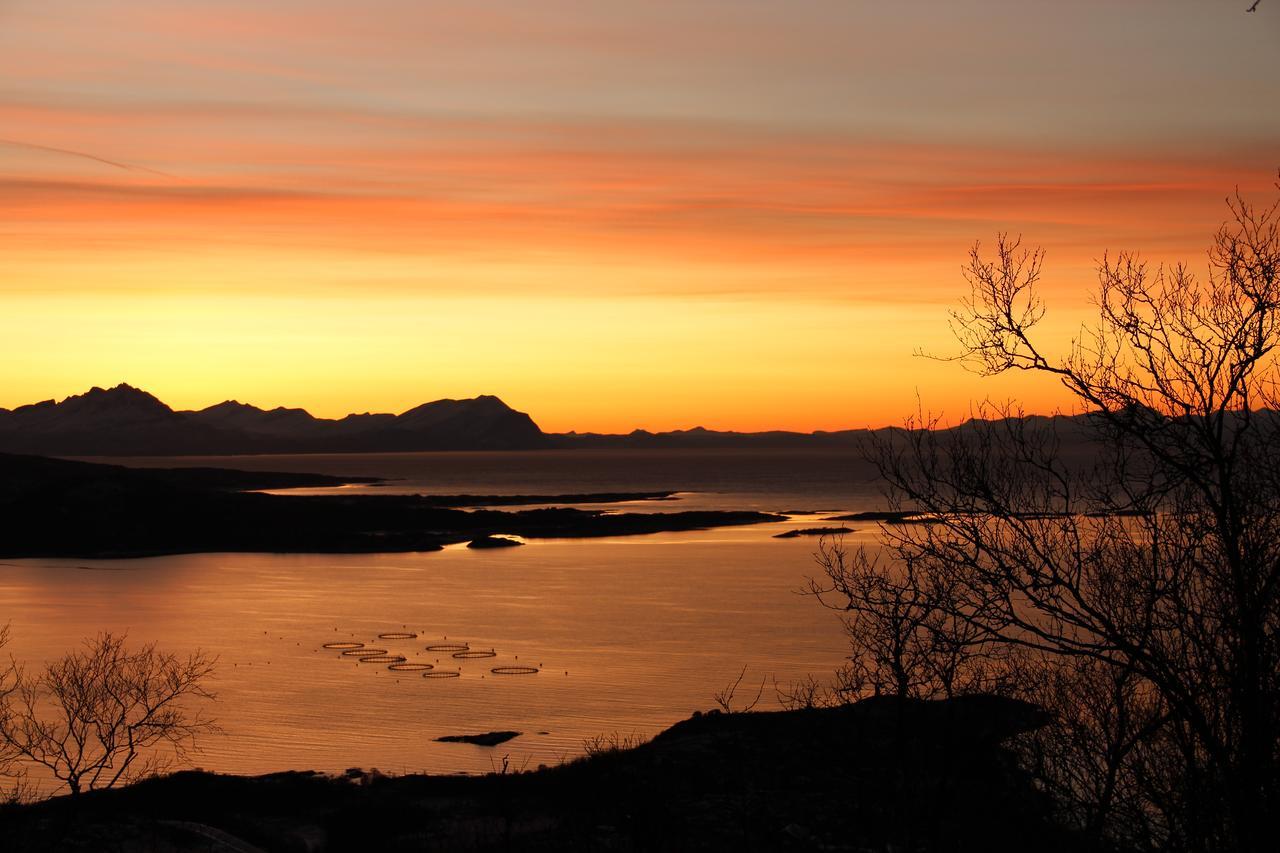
[773, 526, 856, 538]
[435, 730, 522, 746]
[466, 536, 524, 549]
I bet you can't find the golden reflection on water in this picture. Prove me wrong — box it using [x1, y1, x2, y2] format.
[2, 519, 863, 790]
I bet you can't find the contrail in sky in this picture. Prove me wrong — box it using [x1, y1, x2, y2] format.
[0, 137, 170, 177]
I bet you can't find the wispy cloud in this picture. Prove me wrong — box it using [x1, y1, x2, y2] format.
[0, 137, 170, 176]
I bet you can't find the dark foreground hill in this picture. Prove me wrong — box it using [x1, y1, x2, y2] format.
[0, 454, 779, 558]
[0, 695, 1078, 852]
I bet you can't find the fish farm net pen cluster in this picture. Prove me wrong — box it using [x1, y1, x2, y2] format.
[342, 648, 387, 656]
[322, 642, 365, 650]
[490, 666, 539, 675]
[425, 644, 470, 652]
[423, 670, 461, 679]
[378, 632, 418, 640]
[359, 655, 406, 663]
[452, 650, 497, 659]
[388, 662, 434, 672]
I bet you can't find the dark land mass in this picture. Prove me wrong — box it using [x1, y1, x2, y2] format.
[0, 454, 780, 559]
[414, 491, 678, 507]
[0, 384, 547, 455]
[0, 695, 1078, 852]
[435, 731, 522, 746]
[550, 411, 1109, 451]
[466, 536, 524, 549]
[826, 511, 944, 525]
[773, 526, 856, 539]
[828, 510, 1149, 523]
[555, 424, 877, 449]
[0, 452, 379, 501]
[827, 510, 921, 522]
[0, 382, 1149, 457]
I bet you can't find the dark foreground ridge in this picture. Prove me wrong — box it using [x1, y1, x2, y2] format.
[0, 454, 779, 558]
[0, 695, 1076, 852]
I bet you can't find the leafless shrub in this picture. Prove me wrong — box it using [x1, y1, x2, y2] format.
[1, 632, 217, 796]
[773, 673, 841, 710]
[582, 731, 646, 757]
[712, 665, 765, 713]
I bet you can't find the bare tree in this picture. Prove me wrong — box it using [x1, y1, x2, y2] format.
[2, 633, 216, 796]
[808, 538, 1015, 700]
[822, 183, 1280, 851]
[0, 623, 26, 802]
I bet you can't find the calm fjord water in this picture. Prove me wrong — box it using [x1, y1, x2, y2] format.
[3, 450, 885, 785]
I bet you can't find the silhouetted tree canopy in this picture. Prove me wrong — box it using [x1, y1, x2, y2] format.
[812, 182, 1280, 852]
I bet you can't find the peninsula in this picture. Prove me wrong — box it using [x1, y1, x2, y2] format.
[0, 453, 781, 559]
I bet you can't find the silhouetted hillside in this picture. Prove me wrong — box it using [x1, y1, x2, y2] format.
[0, 695, 1077, 852]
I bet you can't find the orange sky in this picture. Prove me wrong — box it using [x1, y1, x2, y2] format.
[2, 2, 1277, 432]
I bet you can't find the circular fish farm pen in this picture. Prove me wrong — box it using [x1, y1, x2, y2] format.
[320, 635, 537, 679]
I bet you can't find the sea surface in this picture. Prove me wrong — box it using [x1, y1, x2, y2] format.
[3, 449, 891, 791]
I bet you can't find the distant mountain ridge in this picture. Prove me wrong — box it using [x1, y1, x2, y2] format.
[550, 412, 1101, 450]
[0, 385, 548, 455]
[0, 384, 1116, 457]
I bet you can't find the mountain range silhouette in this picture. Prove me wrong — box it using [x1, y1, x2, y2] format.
[0, 384, 547, 455]
[0, 383, 1118, 456]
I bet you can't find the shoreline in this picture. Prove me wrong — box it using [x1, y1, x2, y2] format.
[0, 453, 784, 559]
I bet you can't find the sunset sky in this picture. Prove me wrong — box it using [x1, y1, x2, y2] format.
[2, 1, 1277, 431]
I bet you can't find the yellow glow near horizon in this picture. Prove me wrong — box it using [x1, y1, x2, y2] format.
[2, 2, 1277, 431]
[1, 288, 1091, 432]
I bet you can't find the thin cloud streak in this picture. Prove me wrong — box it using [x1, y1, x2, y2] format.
[0, 137, 170, 177]
[1, 0, 1276, 428]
